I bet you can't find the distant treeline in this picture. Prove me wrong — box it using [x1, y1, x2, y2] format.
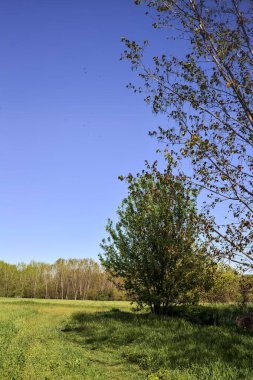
[0, 259, 252, 304]
[0, 259, 126, 301]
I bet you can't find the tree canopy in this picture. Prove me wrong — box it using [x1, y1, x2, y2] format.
[100, 163, 213, 314]
[122, 0, 253, 269]
[0, 259, 124, 301]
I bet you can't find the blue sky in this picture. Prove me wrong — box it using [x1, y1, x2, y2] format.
[0, 0, 177, 264]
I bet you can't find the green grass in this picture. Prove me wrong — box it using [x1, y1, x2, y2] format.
[0, 298, 253, 379]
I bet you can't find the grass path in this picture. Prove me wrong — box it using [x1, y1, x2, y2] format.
[0, 298, 144, 380]
[1, 298, 253, 380]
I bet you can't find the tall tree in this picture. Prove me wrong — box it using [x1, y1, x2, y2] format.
[0, 258, 127, 301]
[100, 163, 213, 314]
[0, 261, 18, 297]
[122, 0, 253, 269]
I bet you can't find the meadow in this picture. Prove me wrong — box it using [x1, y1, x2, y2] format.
[0, 298, 253, 380]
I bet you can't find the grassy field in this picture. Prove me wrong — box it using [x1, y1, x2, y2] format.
[0, 298, 253, 380]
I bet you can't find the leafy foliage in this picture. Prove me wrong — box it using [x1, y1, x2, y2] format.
[122, 0, 253, 269]
[0, 259, 125, 301]
[202, 265, 240, 304]
[100, 162, 213, 314]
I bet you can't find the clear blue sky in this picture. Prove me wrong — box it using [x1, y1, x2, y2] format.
[1, 0, 177, 264]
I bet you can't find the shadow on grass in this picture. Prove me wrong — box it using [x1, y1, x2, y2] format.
[62, 306, 253, 375]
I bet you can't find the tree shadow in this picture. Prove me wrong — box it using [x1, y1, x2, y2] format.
[62, 306, 253, 374]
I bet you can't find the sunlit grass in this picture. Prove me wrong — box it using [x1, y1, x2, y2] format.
[0, 298, 137, 380]
[0, 298, 253, 379]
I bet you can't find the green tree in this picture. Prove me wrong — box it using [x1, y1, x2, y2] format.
[122, 0, 253, 269]
[100, 163, 213, 314]
[203, 265, 240, 303]
[0, 261, 18, 297]
[0, 259, 125, 301]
